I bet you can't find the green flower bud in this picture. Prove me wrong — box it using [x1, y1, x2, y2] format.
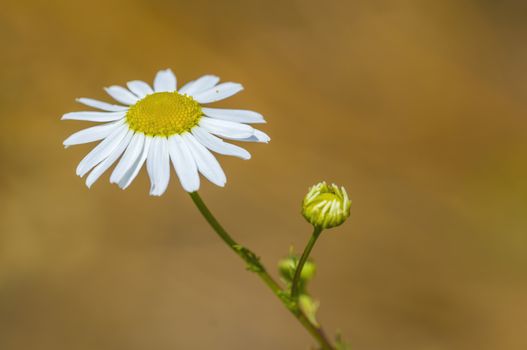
[302, 182, 351, 229]
[278, 257, 317, 283]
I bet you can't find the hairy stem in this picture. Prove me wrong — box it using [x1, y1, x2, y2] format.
[189, 191, 335, 350]
[291, 226, 323, 299]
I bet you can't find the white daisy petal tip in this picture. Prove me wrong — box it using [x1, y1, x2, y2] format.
[229, 83, 244, 92]
[154, 69, 177, 92]
[74, 98, 85, 106]
[85, 177, 96, 189]
[182, 181, 200, 193]
[149, 188, 165, 197]
[255, 130, 271, 143]
[61, 112, 75, 121]
[212, 178, 227, 188]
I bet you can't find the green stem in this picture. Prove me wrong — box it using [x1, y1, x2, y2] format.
[291, 226, 323, 299]
[189, 192, 335, 350]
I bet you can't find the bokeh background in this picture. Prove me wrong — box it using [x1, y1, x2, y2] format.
[1, 0, 526, 349]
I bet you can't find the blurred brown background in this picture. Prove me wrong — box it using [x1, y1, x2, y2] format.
[1, 0, 526, 349]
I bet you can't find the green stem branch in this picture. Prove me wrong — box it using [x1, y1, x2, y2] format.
[291, 226, 323, 299]
[189, 191, 335, 350]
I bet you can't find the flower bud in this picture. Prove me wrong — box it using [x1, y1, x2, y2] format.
[302, 182, 351, 229]
[278, 257, 317, 283]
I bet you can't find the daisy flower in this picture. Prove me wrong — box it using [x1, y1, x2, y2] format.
[62, 69, 269, 196]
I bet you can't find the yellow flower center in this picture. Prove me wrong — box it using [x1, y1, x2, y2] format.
[125, 92, 202, 136]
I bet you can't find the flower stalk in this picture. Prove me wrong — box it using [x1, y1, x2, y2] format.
[290, 226, 323, 299]
[189, 191, 335, 350]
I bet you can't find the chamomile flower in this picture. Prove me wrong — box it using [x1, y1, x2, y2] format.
[62, 69, 269, 195]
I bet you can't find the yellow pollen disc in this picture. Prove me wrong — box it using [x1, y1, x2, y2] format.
[125, 92, 202, 136]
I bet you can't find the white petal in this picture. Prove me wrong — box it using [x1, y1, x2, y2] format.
[127, 80, 154, 98]
[221, 129, 271, 143]
[63, 119, 124, 147]
[146, 138, 159, 193]
[199, 117, 254, 139]
[110, 133, 144, 184]
[146, 137, 158, 187]
[85, 130, 134, 188]
[192, 127, 250, 160]
[181, 133, 226, 187]
[168, 135, 200, 192]
[105, 86, 140, 105]
[193, 82, 243, 104]
[76, 125, 128, 177]
[253, 130, 271, 143]
[202, 107, 265, 124]
[146, 136, 170, 196]
[61, 111, 126, 122]
[118, 136, 151, 189]
[76, 98, 128, 112]
[180, 75, 220, 96]
[153, 69, 177, 92]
